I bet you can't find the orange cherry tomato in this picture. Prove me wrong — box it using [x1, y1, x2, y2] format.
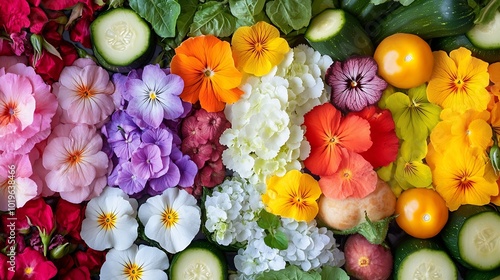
[395, 188, 449, 239]
[373, 33, 434, 89]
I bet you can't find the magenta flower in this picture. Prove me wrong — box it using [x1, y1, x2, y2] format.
[13, 248, 57, 280]
[126, 64, 184, 128]
[0, 56, 57, 154]
[42, 124, 109, 203]
[326, 56, 387, 112]
[54, 58, 115, 125]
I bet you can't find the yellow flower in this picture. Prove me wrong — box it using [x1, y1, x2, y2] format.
[427, 47, 490, 113]
[231, 21, 290, 76]
[432, 145, 498, 211]
[262, 170, 322, 222]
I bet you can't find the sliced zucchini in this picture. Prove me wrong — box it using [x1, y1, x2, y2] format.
[441, 204, 500, 271]
[394, 237, 457, 280]
[169, 240, 227, 280]
[304, 8, 374, 61]
[467, 10, 500, 50]
[90, 8, 155, 73]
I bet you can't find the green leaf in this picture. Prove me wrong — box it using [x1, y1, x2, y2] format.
[320, 266, 350, 280]
[264, 230, 289, 250]
[164, 0, 198, 50]
[474, 0, 500, 24]
[255, 265, 321, 280]
[311, 0, 336, 17]
[42, 38, 62, 60]
[229, 0, 266, 19]
[129, 0, 181, 38]
[333, 212, 395, 246]
[265, 0, 312, 34]
[189, 1, 237, 38]
[257, 209, 281, 229]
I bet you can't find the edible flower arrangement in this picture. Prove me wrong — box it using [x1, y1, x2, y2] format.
[1, 0, 500, 279]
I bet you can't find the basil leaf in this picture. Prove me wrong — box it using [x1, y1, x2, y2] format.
[129, 0, 181, 38]
[189, 1, 237, 38]
[264, 230, 289, 250]
[257, 209, 280, 229]
[266, 0, 312, 34]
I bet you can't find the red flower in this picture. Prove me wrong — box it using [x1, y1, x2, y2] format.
[199, 159, 225, 188]
[0, 0, 30, 34]
[0, 39, 15, 56]
[350, 105, 399, 168]
[16, 198, 54, 235]
[55, 199, 84, 240]
[28, 6, 49, 34]
[13, 248, 57, 280]
[75, 248, 106, 274]
[0, 253, 13, 280]
[303, 103, 372, 176]
[62, 267, 91, 280]
[69, 16, 93, 48]
[52, 254, 75, 277]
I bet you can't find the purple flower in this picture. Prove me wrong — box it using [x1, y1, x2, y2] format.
[141, 126, 173, 157]
[103, 110, 141, 159]
[170, 147, 197, 187]
[116, 162, 147, 195]
[326, 56, 387, 112]
[148, 160, 180, 195]
[131, 144, 164, 180]
[126, 64, 185, 128]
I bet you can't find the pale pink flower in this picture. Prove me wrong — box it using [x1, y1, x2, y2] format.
[0, 57, 57, 154]
[0, 153, 39, 210]
[42, 124, 108, 203]
[53, 58, 115, 125]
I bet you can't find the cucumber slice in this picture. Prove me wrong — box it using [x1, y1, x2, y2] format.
[441, 205, 500, 271]
[169, 240, 227, 280]
[304, 8, 373, 61]
[394, 237, 457, 280]
[467, 10, 500, 50]
[431, 34, 500, 63]
[90, 8, 155, 73]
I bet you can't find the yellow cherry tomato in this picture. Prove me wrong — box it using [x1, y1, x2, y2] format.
[373, 33, 434, 89]
[395, 188, 448, 239]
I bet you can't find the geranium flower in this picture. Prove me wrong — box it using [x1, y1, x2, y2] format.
[303, 103, 372, 176]
[80, 187, 138, 250]
[351, 105, 399, 168]
[326, 56, 387, 112]
[13, 248, 57, 280]
[53, 58, 115, 125]
[262, 170, 322, 222]
[427, 47, 490, 113]
[100, 245, 169, 280]
[231, 21, 290, 76]
[42, 124, 108, 203]
[385, 84, 442, 141]
[433, 146, 499, 211]
[0, 57, 57, 154]
[138, 187, 201, 253]
[0, 153, 38, 210]
[126, 64, 184, 128]
[170, 35, 244, 112]
[318, 149, 377, 199]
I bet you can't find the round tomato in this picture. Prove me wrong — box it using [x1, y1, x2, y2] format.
[395, 188, 448, 239]
[373, 33, 434, 89]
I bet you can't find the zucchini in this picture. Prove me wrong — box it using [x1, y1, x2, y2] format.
[467, 10, 500, 50]
[169, 240, 227, 280]
[465, 267, 500, 280]
[372, 0, 475, 44]
[394, 237, 458, 280]
[304, 8, 374, 61]
[340, 0, 400, 29]
[440, 204, 500, 271]
[431, 34, 500, 63]
[90, 8, 155, 73]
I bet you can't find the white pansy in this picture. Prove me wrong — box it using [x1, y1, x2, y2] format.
[100, 244, 169, 280]
[138, 187, 201, 254]
[80, 186, 138, 251]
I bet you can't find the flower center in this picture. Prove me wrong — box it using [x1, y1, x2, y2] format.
[24, 266, 34, 276]
[97, 212, 117, 231]
[161, 207, 179, 228]
[77, 84, 94, 98]
[203, 68, 214, 78]
[350, 80, 358, 88]
[358, 256, 370, 267]
[149, 91, 157, 100]
[123, 262, 143, 280]
[67, 150, 83, 166]
[329, 136, 339, 144]
[254, 42, 264, 52]
[454, 78, 465, 89]
[0, 101, 17, 126]
[458, 175, 474, 189]
[342, 169, 352, 179]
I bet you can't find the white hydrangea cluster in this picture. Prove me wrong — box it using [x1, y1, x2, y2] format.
[204, 175, 265, 247]
[220, 45, 332, 185]
[233, 218, 345, 279]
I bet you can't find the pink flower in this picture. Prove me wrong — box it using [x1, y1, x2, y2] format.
[53, 58, 115, 125]
[9, 31, 27, 56]
[13, 248, 57, 280]
[0, 153, 40, 211]
[195, 109, 230, 141]
[42, 124, 108, 203]
[199, 159, 225, 188]
[0, 58, 57, 154]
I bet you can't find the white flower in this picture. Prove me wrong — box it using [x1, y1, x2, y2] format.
[100, 244, 169, 280]
[138, 187, 201, 254]
[80, 186, 138, 251]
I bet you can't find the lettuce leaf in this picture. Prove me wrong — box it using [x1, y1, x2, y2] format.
[265, 0, 312, 34]
[129, 0, 181, 38]
[189, 1, 237, 38]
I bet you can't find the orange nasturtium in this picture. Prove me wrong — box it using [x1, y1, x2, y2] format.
[170, 35, 243, 112]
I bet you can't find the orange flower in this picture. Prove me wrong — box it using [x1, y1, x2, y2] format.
[303, 103, 372, 176]
[427, 47, 490, 113]
[170, 35, 243, 112]
[488, 62, 500, 97]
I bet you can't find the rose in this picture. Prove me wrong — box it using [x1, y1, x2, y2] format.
[17, 198, 55, 235]
[55, 198, 84, 240]
[75, 248, 106, 274]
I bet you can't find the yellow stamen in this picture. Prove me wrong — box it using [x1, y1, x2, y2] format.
[161, 207, 178, 228]
[123, 262, 143, 280]
[97, 212, 117, 231]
